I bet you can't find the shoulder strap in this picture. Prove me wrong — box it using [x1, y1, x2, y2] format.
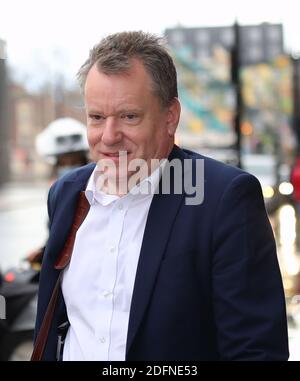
[31, 192, 90, 361]
[30, 272, 62, 361]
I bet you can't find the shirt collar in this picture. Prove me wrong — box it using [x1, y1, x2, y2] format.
[85, 159, 167, 206]
[85, 170, 119, 206]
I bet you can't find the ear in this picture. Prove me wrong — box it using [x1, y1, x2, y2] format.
[166, 98, 181, 137]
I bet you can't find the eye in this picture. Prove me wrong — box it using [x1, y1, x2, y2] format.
[123, 114, 137, 120]
[120, 113, 141, 125]
[89, 114, 104, 121]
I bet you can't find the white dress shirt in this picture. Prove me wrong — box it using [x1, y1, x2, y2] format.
[62, 165, 162, 361]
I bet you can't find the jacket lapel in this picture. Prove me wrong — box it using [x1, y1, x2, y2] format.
[46, 163, 95, 264]
[126, 146, 186, 355]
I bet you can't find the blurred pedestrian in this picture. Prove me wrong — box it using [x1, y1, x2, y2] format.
[27, 118, 90, 265]
[35, 117, 90, 184]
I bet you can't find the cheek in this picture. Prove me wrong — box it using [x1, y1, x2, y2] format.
[87, 128, 101, 147]
[130, 134, 150, 154]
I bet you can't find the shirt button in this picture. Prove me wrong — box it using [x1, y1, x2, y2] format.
[103, 290, 113, 298]
[118, 203, 123, 210]
[100, 337, 106, 343]
[109, 246, 115, 253]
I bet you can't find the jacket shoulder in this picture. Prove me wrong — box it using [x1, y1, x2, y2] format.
[47, 162, 96, 218]
[50, 163, 95, 193]
[182, 148, 248, 183]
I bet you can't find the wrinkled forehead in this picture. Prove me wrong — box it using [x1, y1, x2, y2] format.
[84, 61, 159, 109]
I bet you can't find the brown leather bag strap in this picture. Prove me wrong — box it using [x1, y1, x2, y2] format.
[31, 192, 90, 361]
[31, 271, 63, 361]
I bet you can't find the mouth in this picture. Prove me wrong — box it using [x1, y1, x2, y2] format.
[100, 151, 130, 161]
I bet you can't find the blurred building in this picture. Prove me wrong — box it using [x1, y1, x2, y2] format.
[8, 82, 85, 181]
[164, 23, 295, 164]
[165, 23, 284, 65]
[0, 38, 10, 185]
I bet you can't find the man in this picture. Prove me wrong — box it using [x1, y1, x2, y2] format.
[33, 31, 289, 361]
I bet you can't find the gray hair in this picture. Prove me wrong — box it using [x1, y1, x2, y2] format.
[77, 31, 178, 107]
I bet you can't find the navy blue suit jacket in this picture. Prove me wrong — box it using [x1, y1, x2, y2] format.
[34, 146, 289, 360]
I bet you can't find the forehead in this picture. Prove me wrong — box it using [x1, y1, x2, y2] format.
[84, 60, 156, 109]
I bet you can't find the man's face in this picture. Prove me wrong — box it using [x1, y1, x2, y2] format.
[84, 59, 180, 185]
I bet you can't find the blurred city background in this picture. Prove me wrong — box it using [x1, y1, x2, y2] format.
[1, 0, 300, 360]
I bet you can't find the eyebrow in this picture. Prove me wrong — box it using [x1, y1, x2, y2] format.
[118, 108, 143, 114]
[86, 109, 102, 114]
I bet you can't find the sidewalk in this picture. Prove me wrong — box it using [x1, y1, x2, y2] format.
[0, 181, 49, 212]
[0, 181, 49, 270]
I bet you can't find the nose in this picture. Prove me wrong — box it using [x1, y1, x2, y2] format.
[101, 116, 123, 146]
